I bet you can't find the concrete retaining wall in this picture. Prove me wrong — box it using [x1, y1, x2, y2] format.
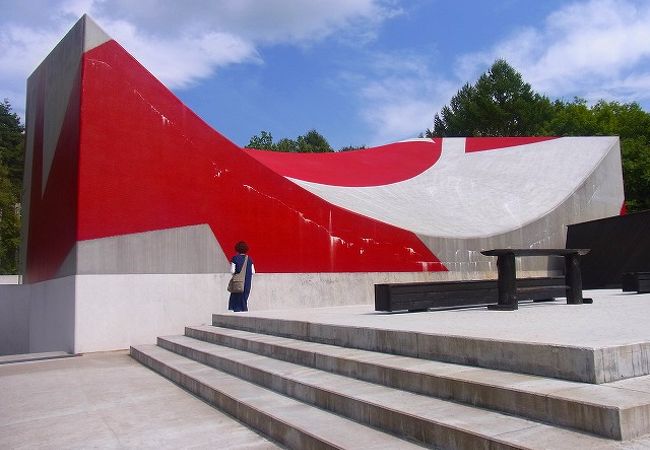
[0, 285, 30, 355]
[0, 269, 537, 354]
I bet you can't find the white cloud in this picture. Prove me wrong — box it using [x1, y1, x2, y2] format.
[0, 0, 399, 117]
[350, 0, 650, 145]
[346, 52, 457, 145]
[456, 0, 650, 104]
[85, 0, 400, 44]
[93, 17, 259, 89]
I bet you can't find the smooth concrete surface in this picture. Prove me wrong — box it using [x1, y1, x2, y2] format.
[4, 269, 532, 355]
[0, 275, 21, 284]
[74, 224, 231, 275]
[220, 288, 649, 349]
[0, 351, 72, 364]
[0, 284, 30, 355]
[290, 137, 622, 238]
[181, 324, 650, 440]
[158, 332, 650, 440]
[28, 276, 76, 354]
[74, 273, 224, 353]
[0, 350, 279, 449]
[213, 289, 650, 383]
[132, 345, 424, 449]
[132, 325, 650, 448]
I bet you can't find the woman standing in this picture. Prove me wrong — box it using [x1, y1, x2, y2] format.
[228, 241, 255, 312]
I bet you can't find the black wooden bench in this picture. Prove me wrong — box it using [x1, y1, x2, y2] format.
[622, 272, 650, 293]
[375, 277, 566, 312]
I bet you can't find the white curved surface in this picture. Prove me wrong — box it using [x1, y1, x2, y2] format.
[289, 137, 618, 238]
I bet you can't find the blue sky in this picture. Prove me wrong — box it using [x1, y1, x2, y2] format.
[2, 0, 650, 149]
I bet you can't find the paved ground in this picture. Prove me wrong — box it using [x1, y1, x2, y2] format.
[2, 289, 650, 449]
[0, 351, 279, 449]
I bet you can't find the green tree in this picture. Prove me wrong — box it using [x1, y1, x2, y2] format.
[296, 129, 332, 153]
[621, 137, 650, 211]
[339, 145, 366, 152]
[545, 99, 650, 212]
[0, 99, 24, 273]
[273, 138, 299, 152]
[0, 100, 24, 197]
[428, 59, 553, 137]
[246, 130, 274, 150]
[246, 129, 334, 153]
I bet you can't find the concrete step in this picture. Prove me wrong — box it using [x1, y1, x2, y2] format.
[211, 313, 642, 384]
[185, 324, 650, 441]
[153, 334, 621, 449]
[0, 351, 75, 365]
[130, 344, 425, 450]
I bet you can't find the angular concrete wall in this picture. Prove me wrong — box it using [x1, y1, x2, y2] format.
[0, 285, 30, 355]
[9, 15, 626, 353]
[21, 16, 625, 285]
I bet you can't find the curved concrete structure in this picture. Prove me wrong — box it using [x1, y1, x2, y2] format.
[20, 15, 624, 283]
[9, 15, 626, 353]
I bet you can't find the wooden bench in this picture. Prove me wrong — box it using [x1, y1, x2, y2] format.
[481, 248, 591, 310]
[622, 272, 650, 293]
[375, 277, 566, 312]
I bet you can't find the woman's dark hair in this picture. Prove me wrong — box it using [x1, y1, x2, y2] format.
[235, 241, 249, 254]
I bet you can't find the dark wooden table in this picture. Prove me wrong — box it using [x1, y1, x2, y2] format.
[480, 249, 591, 310]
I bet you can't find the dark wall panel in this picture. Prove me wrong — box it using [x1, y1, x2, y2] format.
[566, 211, 650, 288]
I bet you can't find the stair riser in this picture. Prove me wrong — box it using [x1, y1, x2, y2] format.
[129, 346, 338, 450]
[211, 315, 600, 384]
[185, 327, 625, 440]
[159, 338, 521, 450]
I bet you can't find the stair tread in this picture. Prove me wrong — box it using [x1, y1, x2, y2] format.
[159, 334, 620, 449]
[133, 344, 425, 449]
[186, 325, 650, 409]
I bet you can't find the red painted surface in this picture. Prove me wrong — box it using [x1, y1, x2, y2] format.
[244, 140, 442, 187]
[25, 67, 81, 282]
[620, 201, 628, 216]
[465, 137, 558, 153]
[70, 40, 444, 274]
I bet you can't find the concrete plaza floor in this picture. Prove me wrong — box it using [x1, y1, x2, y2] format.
[2, 289, 650, 449]
[241, 289, 650, 348]
[0, 351, 279, 449]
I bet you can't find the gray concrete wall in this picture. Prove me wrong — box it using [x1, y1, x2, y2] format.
[0, 275, 21, 284]
[73, 224, 230, 275]
[72, 270, 556, 353]
[0, 285, 30, 355]
[21, 16, 87, 278]
[28, 276, 76, 353]
[1, 269, 555, 355]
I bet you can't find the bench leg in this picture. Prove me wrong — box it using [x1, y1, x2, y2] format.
[488, 254, 518, 311]
[565, 254, 584, 304]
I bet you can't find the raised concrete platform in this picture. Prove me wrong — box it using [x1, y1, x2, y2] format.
[214, 289, 650, 384]
[130, 289, 650, 448]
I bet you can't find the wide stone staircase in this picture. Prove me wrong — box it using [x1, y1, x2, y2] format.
[131, 313, 650, 449]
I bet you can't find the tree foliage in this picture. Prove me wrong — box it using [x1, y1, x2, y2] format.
[427, 59, 553, 137]
[427, 60, 650, 213]
[246, 129, 333, 153]
[0, 99, 24, 273]
[544, 99, 650, 212]
[246, 130, 274, 150]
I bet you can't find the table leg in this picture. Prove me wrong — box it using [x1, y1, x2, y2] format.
[488, 253, 518, 311]
[565, 254, 584, 304]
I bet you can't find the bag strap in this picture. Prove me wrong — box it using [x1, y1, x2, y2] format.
[239, 255, 249, 278]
